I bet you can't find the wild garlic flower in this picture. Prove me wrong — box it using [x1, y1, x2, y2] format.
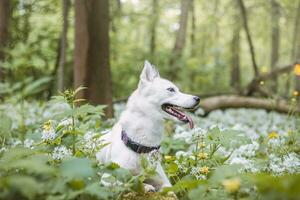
[58, 118, 72, 127]
[52, 146, 71, 160]
[190, 167, 207, 180]
[82, 131, 106, 154]
[24, 139, 34, 149]
[147, 150, 161, 164]
[0, 147, 7, 153]
[100, 173, 123, 187]
[41, 128, 56, 141]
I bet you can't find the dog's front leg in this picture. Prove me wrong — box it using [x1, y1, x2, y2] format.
[156, 163, 178, 199]
[156, 163, 172, 188]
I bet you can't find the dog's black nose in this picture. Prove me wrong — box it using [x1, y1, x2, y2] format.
[193, 96, 200, 103]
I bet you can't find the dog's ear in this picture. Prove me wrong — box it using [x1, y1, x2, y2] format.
[140, 60, 160, 83]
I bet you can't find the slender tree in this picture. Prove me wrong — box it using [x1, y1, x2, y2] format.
[212, 0, 221, 87]
[0, 0, 10, 82]
[74, 0, 113, 117]
[292, 1, 300, 98]
[58, 0, 70, 91]
[190, 0, 196, 57]
[230, 15, 241, 92]
[149, 0, 158, 59]
[237, 0, 259, 77]
[270, 0, 280, 92]
[169, 0, 191, 80]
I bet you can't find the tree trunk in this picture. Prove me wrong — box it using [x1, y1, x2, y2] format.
[0, 0, 10, 82]
[149, 0, 158, 59]
[74, 0, 113, 118]
[58, 0, 70, 91]
[292, 1, 300, 99]
[237, 0, 259, 77]
[169, 0, 191, 80]
[230, 19, 241, 92]
[200, 95, 300, 116]
[190, 0, 196, 57]
[212, 0, 222, 87]
[270, 0, 280, 92]
[116, 0, 122, 15]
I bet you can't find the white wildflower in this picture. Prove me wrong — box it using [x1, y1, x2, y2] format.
[82, 131, 106, 154]
[41, 128, 56, 141]
[267, 138, 285, 148]
[269, 153, 300, 175]
[229, 157, 258, 173]
[147, 150, 161, 165]
[282, 153, 300, 174]
[12, 139, 22, 147]
[100, 173, 123, 187]
[24, 139, 34, 149]
[175, 151, 189, 158]
[0, 147, 7, 153]
[58, 118, 72, 127]
[231, 142, 259, 158]
[52, 146, 71, 160]
[190, 167, 207, 180]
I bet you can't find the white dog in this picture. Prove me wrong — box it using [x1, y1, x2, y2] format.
[96, 61, 200, 191]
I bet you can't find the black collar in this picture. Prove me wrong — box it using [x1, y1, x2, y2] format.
[121, 130, 160, 154]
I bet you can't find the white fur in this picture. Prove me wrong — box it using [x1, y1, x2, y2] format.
[96, 60, 199, 191]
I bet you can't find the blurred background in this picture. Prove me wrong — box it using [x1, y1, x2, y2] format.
[0, 0, 299, 117]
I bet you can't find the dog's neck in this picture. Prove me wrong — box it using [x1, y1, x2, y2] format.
[118, 104, 164, 147]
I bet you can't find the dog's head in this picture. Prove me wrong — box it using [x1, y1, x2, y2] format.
[134, 60, 200, 129]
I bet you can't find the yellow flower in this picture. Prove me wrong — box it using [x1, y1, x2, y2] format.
[268, 131, 279, 139]
[199, 166, 209, 174]
[222, 178, 241, 193]
[43, 120, 52, 131]
[293, 91, 299, 96]
[294, 63, 300, 76]
[198, 142, 205, 148]
[259, 81, 264, 85]
[164, 155, 173, 161]
[288, 129, 293, 135]
[198, 152, 208, 160]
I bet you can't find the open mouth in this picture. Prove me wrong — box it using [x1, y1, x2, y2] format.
[161, 103, 195, 129]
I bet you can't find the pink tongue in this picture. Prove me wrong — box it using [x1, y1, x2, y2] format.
[171, 107, 194, 129]
[186, 115, 194, 129]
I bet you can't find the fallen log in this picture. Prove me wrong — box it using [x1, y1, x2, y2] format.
[199, 95, 300, 116]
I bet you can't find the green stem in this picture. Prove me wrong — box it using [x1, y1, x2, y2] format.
[72, 103, 76, 155]
[20, 97, 26, 143]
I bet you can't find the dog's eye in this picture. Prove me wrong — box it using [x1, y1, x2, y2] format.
[167, 87, 175, 92]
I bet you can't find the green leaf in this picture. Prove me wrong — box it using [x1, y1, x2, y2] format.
[164, 175, 204, 193]
[5, 175, 43, 199]
[60, 157, 96, 180]
[84, 182, 112, 199]
[166, 162, 179, 175]
[0, 113, 12, 138]
[22, 76, 52, 98]
[0, 147, 35, 164]
[3, 154, 55, 175]
[209, 165, 241, 186]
